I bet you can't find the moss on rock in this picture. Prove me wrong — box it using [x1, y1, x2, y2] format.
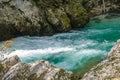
[0, 0, 89, 41]
[0, 63, 3, 73]
[64, 1, 89, 28]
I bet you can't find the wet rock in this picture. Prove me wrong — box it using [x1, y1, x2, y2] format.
[105, 13, 120, 19]
[91, 17, 101, 23]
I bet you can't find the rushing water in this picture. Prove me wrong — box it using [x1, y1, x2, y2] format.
[4, 15, 120, 73]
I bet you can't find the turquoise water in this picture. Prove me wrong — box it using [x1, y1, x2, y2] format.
[7, 15, 120, 73]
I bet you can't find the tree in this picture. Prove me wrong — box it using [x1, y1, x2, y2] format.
[0, 39, 14, 61]
[102, 0, 106, 13]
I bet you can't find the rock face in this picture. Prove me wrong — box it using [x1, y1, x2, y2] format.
[81, 40, 120, 80]
[0, 0, 89, 41]
[81, 0, 120, 16]
[0, 55, 20, 79]
[2, 55, 20, 69]
[0, 56, 72, 80]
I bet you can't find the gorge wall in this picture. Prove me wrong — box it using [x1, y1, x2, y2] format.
[0, 0, 89, 41]
[0, 0, 120, 41]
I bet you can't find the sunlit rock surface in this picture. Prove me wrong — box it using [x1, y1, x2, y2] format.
[0, 56, 72, 80]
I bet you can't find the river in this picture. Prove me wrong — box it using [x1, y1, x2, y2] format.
[4, 15, 120, 74]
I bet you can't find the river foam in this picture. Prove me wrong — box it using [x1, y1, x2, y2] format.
[8, 47, 75, 58]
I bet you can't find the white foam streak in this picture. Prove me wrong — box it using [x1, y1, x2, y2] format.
[8, 47, 75, 58]
[80, 49, 105, 55]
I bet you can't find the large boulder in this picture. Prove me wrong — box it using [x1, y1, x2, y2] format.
[0, 55, 20, 79]
[28, 60, 72, 80]
[63, 0, 89, 28]
[0, 0, 89, 41]
[2, 62, 30, 80]
[2, 55, 20, 69]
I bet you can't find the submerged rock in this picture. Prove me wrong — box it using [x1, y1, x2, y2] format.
[91, 17, 101, 23]
[105, 13, 120, 19]
[81, 40, 120, 80]
[0, 0, 89, 41]
[0, 56, 72, 80]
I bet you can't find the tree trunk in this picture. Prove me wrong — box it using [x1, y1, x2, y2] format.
[102, 0, 106, 13]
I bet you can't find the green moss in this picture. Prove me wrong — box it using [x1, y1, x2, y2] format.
[65, 1, 89, 28]
[0, 63, 3, 73]
[105, 77, 117, 80]
[30, 0, 63, 8]
[42, 22, 54, 35]
[109, 57, 117, 62]
[71, 73, 82, 80]
[30, 0, 37, 6]
[94, 65, 103, 71]
[60, 15, 71, 31]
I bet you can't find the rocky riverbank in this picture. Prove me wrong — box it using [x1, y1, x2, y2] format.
[81, 40, 120, 80]
[1, 39, 120, 80]
[0, 0, 89, 41]
[0, 55, 72, 80]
